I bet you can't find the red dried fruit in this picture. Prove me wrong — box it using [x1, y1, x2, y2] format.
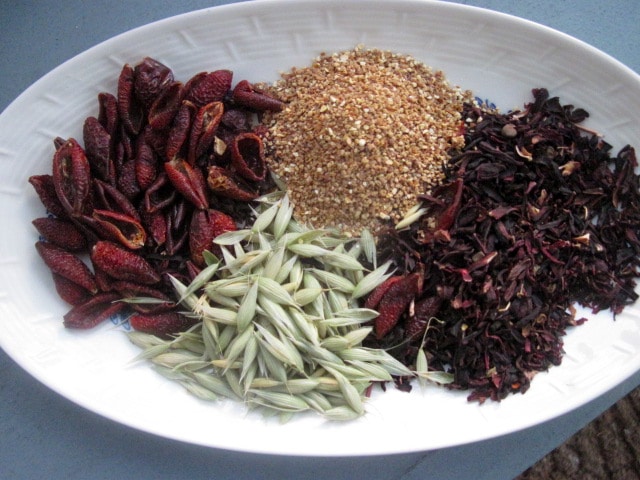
[230, 132, 267, 182]
[30, 58, 281, 335]
[143, 172, 176, 213]
[164, 200, 190, 256]
[373, 272, 423, 340]
[364, 276, 403, 310]
[90, 240, 160, 284]
[139, 207, 167, 247]
[184, 69, 232, 107]
[209, 208, 237, 235]
[117, 63, 144, 135]
[113, 140, 126, 177]
[207, 166, 259, 201]
[83, 209, 147, 249]
[93, 264, 115, 292]
[97, 92, 119, 138]
[166, 100, 196, 161]
[118, 123, 135, 162]
[187, 101, 224, 165]
[221, 108, 252, 132]
[134, 137, 158, 190]
[29, 174, 68, 219]
[164, 158, 209, 209]
[133, 57, 174, 110]
[168, 197, 189, 231]
[148, 81, 184, 131]
[35, 241, 98, 294]
[144, 125, 170, 156]
[111, 281, 175, 314]
[129, 311, 197, 338]
[189, 209, 237, 267]
[231, 79, 284, 112]
[51, 138, 92, 217]
[116, 158, 141, 200]
[83, 116, 114, 184]
[32, 217, 87, 252]
[51, 272, 91, 306]
[93, 179, 140, 220]
[63, 292, 125, 329]
[185, 260, 201, 281]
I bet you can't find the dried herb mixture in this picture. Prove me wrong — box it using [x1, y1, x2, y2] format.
[369, 88, 640, 403]
[28, 48, 640, 410]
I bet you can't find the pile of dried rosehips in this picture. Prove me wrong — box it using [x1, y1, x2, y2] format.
[29, 57, 283, 336]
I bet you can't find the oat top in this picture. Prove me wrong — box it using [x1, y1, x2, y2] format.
[263, 46, 469, 235]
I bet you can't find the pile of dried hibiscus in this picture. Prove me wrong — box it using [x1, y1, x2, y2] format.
[367, 88, 640, 402]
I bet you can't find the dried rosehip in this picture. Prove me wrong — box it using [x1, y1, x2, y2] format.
[207, 166, 259, 201]
[29, 174, 68, 219]
[134, 137, 158, 191]
[51, 138, 93, 217]
[231, 79, 284, 112]
[133, 57, 174, 110]
[164, 158, 208, 210]
[139, 207, 167, 248]
[184, 69, 232, 107]
[117, 64, 144, 135]
[148, 81, 184, 131]
[129, 311, 197, 338]
[83, 209, 147, 249]
[35, 241, 98, 295]
[404, 296, 443, 340]
[97, 92, 119, 139]
[32, 217, 87, 252]
[111, 281, 175, 314]
[143, 172, 176, 213]
[164, 199, 190, 256]
[51, 272, 91, 306]
[371, 273, 422, 339]
[83, 116, 114, 184]
[188, 101, 224, 165]
[93, 179, 140, 220]
[116, 158, 141, 200]
[63, 292, 125, 329]
[230, 132, 267, 182]
[90, 240, 160, 285]
[30, 57, 282, 337]
[364, 276, 403, 310]
[189, 209, 237, 267]
[165, 100, 196, 161]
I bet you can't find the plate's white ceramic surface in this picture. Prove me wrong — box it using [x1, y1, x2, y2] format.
[2, 0, 640, 456]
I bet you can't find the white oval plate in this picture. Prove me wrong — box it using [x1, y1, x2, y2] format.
[1, 0, 640, 457]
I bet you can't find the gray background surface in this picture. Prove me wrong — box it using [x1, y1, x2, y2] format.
[1, 1, 639, 479]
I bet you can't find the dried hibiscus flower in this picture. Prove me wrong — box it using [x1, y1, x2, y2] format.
[369, 88, 640, 403]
